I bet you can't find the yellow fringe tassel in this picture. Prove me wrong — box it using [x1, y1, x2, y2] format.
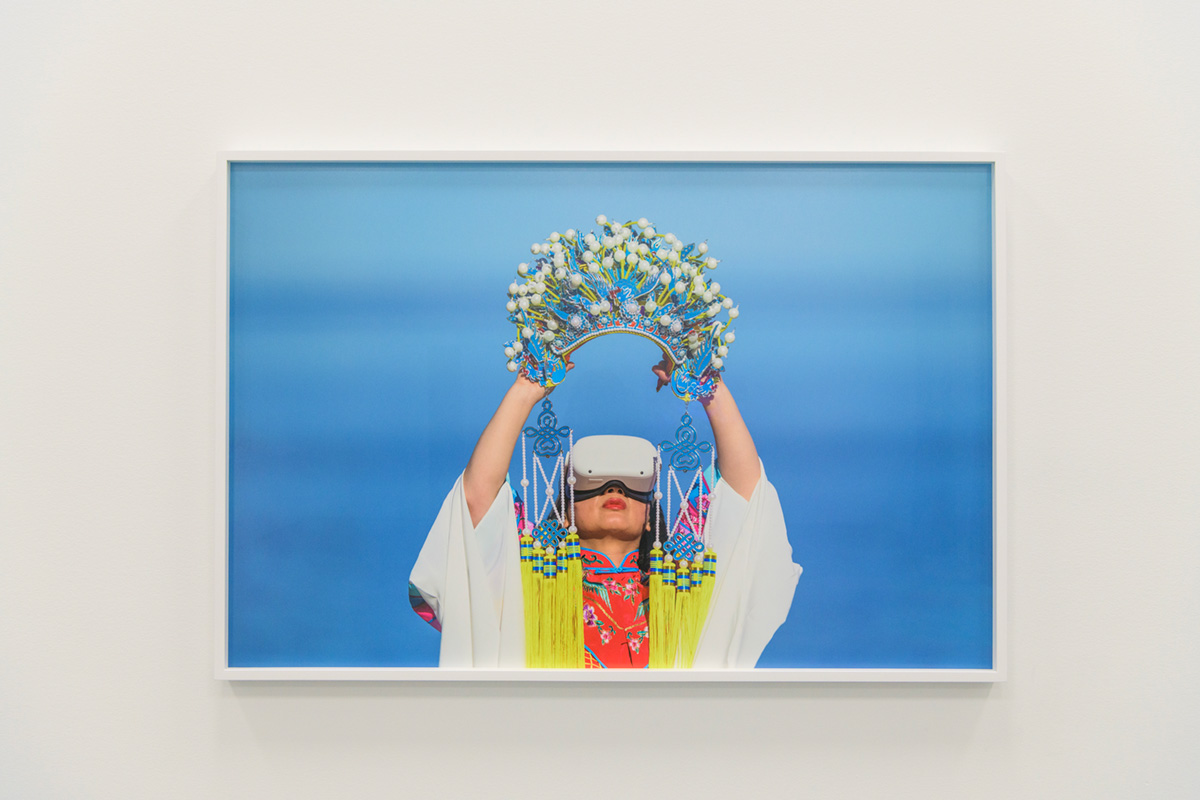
[522, 536, 714, 670]
[520, 535, 536, 667]
[675, 560, 696, 668]
[566, 533, 584, 668]
[657, 555, 679, 667]
[540, 547, 557, 667]
[530, 544, 545, 667]
[521, 537, 585, 668]
[689, 549, 717, 663]
[649, 549, 719, 668]
[648, 546, 665, 668]
[556, 546, 573, 667]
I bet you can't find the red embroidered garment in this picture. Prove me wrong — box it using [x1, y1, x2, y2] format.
[580, 548, 648, 669]
[407, 499, 651, 667]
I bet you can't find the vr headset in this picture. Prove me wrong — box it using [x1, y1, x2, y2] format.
[570, 435, 658, 504]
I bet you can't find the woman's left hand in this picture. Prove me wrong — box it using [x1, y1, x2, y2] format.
[651, 356, 673, 392]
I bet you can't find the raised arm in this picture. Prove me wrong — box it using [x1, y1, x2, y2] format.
[699, 380, 760, 500]
[462, 374, 546, 527]
[653, 359, 760, 500]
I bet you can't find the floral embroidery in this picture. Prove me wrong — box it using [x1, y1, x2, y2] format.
[578, 547, 649, 669]
[617, 580, 640, 603]
[582, 578, 612, 610]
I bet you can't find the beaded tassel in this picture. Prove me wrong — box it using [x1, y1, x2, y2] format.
[555, 545, 571, 668]
[530, 543, 545, 667]
[566, 532, 583, 668]
[520, 434, 529, 528]
[690, 549, 717, 664]
[565, 436, 583, 668]
[540, 547, 557, 667]
[659, 554, 679, 667]
[649, 545, 666, 667]
[676, 560, 696, 668]
[520, 534, 536, 666]
[649, 448, 669, 668]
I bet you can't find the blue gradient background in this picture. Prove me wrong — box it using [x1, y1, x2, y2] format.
[227, 161, 994, 669]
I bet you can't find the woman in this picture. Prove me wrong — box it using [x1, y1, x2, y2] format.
[409, 358, 801, 669]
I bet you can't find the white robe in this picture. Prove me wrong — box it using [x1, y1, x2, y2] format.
[409, 463, 802, 669]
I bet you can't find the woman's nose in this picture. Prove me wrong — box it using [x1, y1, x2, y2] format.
[604, 485, 626, 496]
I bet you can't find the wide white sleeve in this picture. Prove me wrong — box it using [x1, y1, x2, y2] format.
[693, 462, 802, 669]
[409, 474, 526, 668]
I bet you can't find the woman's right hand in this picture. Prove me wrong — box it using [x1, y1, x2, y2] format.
[516, 354, 575, 397]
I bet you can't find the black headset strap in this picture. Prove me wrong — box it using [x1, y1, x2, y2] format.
[572, 479, 653, 504]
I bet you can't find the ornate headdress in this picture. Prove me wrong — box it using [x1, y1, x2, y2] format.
[509, 217, 734, 669]
[503, 216, 738, 401]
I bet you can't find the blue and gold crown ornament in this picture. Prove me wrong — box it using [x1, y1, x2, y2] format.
[502, 216, 738, 400]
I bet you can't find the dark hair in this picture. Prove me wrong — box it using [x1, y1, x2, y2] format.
[638, 499, 667, 574]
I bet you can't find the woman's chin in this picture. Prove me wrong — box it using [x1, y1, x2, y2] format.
[578, 526, 643, 541]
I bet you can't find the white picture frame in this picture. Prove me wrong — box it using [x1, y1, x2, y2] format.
[215, 151, 1007, 682]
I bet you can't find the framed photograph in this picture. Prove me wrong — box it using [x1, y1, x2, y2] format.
[215, 152, 1006, 681]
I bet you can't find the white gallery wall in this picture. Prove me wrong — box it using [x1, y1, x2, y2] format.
[2, 1, 1198, 797]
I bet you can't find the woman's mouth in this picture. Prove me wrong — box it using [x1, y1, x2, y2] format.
[602, 497, 627, 510]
